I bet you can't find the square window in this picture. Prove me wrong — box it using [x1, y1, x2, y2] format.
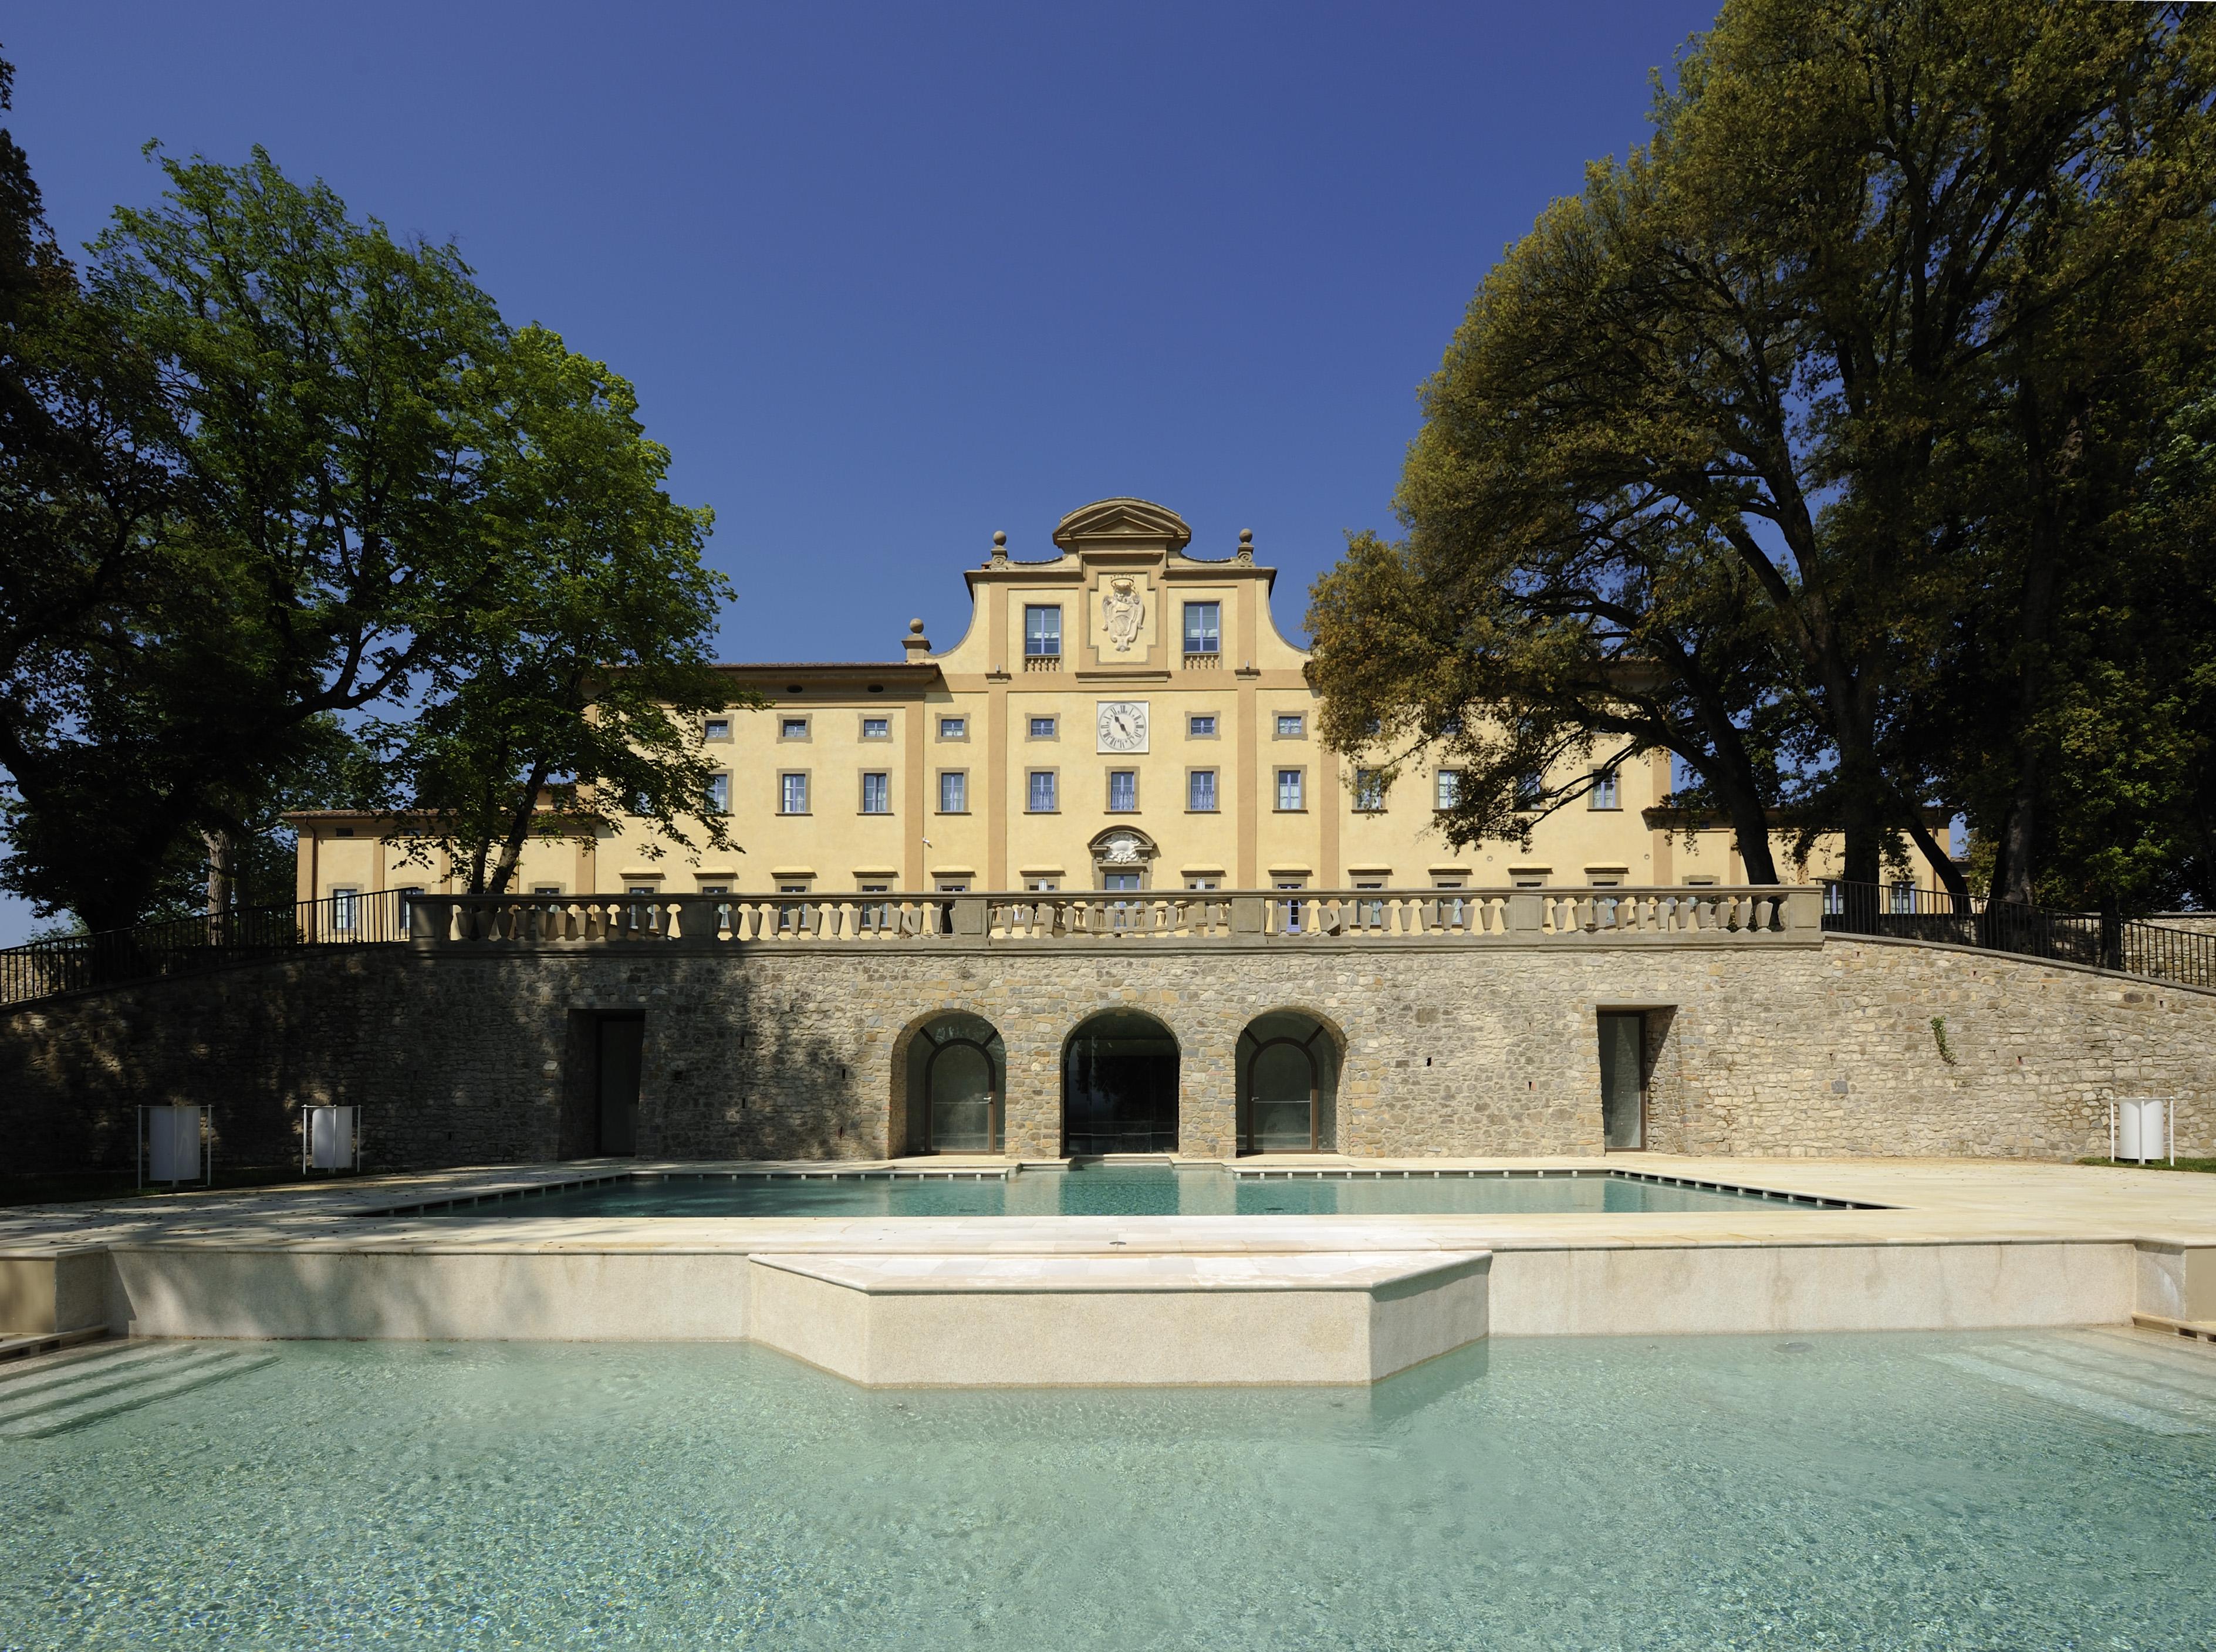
[1024, 606, 1062, 657]
[1512, 874, 1545, 889]
[1276, 768, 1304, 810]
[1107, 770, 1137, 812]
[938, 716, 967, 739]
[1188, 769, 1217, 811]
[776, 772, 805, 814]
[1029, 715, 1057, 739]
[1182, 602, 1221, 654]
[1188, 714, 1217, 738]
[935, 879, 970, 894]
[1436, 769, 1462, 810]
[1185, 876, 1220, 891]
[626, 884, 656, 896]
[938, 771, 967, 813]
[706, 772, 732, 813]
[861, 772, 890, 814]
[1276, 713, 1305, 738]
[1027, 877, 1060, 892]
[698, 883, 729, 896]
[1355, 769, 1387, 810]
[862, 716, 890, 739]
[779, 717, 808, 740]
[1589, 769, 1621, 809]
[1028, 771, 1058, 812]
[704, 718, 731, 741]
[531, 884, 562, 896]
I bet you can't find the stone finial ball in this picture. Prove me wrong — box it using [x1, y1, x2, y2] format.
[993, 531, 1007, 546]
[908, 618, 925, 633]
[1239, 528, 1254, 543]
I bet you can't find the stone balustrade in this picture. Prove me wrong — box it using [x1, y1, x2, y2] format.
[405, 886, 1822, 947]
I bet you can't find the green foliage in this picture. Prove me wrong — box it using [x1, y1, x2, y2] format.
[376, 325, 752, 894]
[1310, 0, 2216, 904]
[0, 72, 743, 928]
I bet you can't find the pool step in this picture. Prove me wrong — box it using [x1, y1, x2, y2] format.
[1930, 1335, 2216, 1436]
[0, 1326, 107, 1364]
[2131, 1310, 2216, 1346]
[0, 1342, 277, 1439]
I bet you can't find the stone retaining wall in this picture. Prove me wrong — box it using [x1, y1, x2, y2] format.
[2, 935, 2210, 1177]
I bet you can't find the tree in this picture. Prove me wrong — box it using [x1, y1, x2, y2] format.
[1310, 0, 2216, 897]
[375, 325, 751, 894]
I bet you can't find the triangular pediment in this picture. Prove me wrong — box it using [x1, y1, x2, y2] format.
[1052, 497, 1192, 552]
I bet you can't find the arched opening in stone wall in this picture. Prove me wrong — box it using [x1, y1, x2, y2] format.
[1061, 1009, 1180, 1155]
[1235, 1011, 1341, 1154]
[898, 1012, 1005, 1154]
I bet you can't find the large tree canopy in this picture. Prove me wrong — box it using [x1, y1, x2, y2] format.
[1310, 0, 2216, 907]
[0, 79, 738, 931]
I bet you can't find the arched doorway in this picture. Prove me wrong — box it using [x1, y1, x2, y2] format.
[1236, 1011, 1340, 1154]
[1062, 1009, 1179, 1155]
[903, 1012, 1005, 1154]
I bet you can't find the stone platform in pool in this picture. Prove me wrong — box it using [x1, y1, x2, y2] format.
[4, 1156, 2213, 1387]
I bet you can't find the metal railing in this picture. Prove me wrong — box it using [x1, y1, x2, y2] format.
[0, 890, 409, 1008]
[1820, 880, 2215, 989]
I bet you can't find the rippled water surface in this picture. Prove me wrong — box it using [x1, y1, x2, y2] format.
[444, 1163, 1803, 1218]
[4, 1328, 2212, 1650]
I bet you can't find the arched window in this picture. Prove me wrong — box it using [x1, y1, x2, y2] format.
[1237, 1012, 1340, 1154]
[907, 1014, 1004, 1153]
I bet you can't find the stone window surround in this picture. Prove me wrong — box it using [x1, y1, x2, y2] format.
[1025, 767, 1059, 813]
[936, 769, 970, 814]
[1185, 766, 1220, 812]
[1353, 768, 1388, 812]
[1187, 712, 1221, 739]
[858, 714, 893, 741]
[1026, 714, 1059, 741]
[775, 770, 808, 815]
[1434, 768, 1463, 810]
[705, 771, 734, 815]
[1275, 766, 1307, 812]
[703, 717, 733, 742]
[859, 771, 892, 815]
[776, 714, 811, 742]
[937, 715, 970, 742]
[1106, 768, 1140, 813]
[1273, 712, 1307, 740]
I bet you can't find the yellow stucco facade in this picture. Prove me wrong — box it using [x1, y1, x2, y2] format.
[292, 498, 1947, 903]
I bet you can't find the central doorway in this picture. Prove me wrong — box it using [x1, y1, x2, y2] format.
[1062, 1009, 1179, 1154]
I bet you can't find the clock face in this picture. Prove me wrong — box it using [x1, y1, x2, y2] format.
[1096, 700, 1149, 754]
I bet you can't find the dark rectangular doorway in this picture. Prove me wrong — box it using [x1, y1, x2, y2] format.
[1597, 1011, 1646, 1150]
[596, 1014, 644, 1156]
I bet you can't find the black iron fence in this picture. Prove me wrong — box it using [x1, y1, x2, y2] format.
[1820, 880, 2215, 989]
[0, 890, 410, 1008]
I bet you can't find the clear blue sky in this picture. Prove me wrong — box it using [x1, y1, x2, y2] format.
[2, 0, 1718, 938]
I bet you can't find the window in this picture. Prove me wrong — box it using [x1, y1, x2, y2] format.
[1189, 714, 1217, 738]
[1588, 874, 1624, 889]
[1354, 769, 1387, 811]
[775, 880, 813, 935]
[938, 716, 967, 739]
[938, 771, 967, 813]
[395, 885, 423, 930]
[1515, 771, 1544, 809]
[1028, 715, 1057, 739]
[1276, 768, 1305, 810]
[531, 884, 562, 896]
[1107, 770, 1137, 812]
[1185, 876, 1220, 890]
[1512, 874, 1546, 889]
[862, 716, 890, 740]
[779, 716, 809, 740]
[1026, 877, 1060, 892]
[1188, 769, 1218, 812]
[698, 884, 729, 896]
[1354, 879, 1386, 927]
[704, 718, 731, 741]
[706, 772, 732, 813]
[1438, 715, 1463, 737]
[1023, 606, 1062, 657]
[859, 883, 891, 930]
[935, 880, 970, 893]
[626, 884, 656, 896]
[1275, 879, 1307, 934]
[1684, 876, 1718, 888]
[1276, 713, 1305, 738]
[861, 772, 890, 814]
[1889, 880, 1917, 915]
[1589, 769, 1621, 809]
[1435, 770, 1462, 810]
[1182, 602, 1221, 655]
[1028, 771, 1058, 812]
[776, 772, 805, 814]
[330, 887, 359, 931]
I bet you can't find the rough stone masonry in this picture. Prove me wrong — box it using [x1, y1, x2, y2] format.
[2, 933, 2210, 1177]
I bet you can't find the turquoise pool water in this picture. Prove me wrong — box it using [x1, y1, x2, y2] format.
[414, 1163, 1839, 1219]
[2, 1329, 2211, 1648]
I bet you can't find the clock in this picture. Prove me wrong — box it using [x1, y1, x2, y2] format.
[1096, 700, 1149, 754]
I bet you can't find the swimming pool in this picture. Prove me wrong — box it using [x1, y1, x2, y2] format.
[2, 1328, 2209, 1648]
[383, 1162, 1863, 1219]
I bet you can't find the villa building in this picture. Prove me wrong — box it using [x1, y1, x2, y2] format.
[291, 498, 1948, 908]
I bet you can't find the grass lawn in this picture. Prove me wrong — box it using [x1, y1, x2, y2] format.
[2078, 1156, 2216, 1174]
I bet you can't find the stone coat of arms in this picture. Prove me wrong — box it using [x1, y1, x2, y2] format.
[1102, 576, 1144, 653]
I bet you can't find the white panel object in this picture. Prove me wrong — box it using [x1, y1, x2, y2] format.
[306, 1105, 356, 1171]
[2118, 1097, 2168, 1164]
[147, 1105, 204, 1182]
